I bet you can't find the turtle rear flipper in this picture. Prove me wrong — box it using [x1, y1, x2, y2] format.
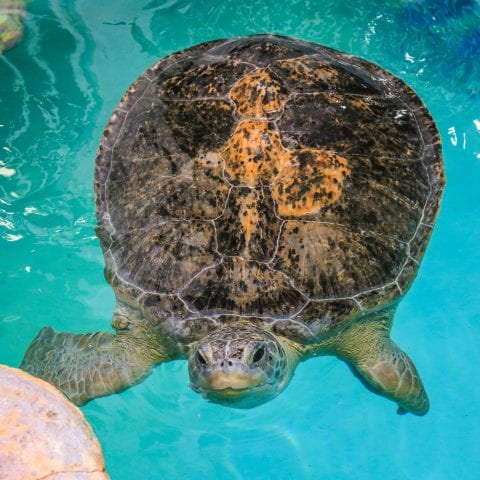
[20, 326, 164, 406]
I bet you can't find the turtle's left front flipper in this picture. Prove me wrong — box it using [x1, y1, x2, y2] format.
[333, 313, 429, 416]
[20, 326, 168, 406]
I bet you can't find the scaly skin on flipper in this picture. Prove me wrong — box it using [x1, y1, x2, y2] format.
[328, 311, 429, 415]
[20, 323, 173, 406]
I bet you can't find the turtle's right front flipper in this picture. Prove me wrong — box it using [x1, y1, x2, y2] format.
[332, 313, 429, 416]
[20, 327, 163, 406]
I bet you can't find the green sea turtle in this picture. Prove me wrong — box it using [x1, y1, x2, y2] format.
[21, 35, 444, 415]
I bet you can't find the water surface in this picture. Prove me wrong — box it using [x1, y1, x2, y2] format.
[1, 1, 479, 478]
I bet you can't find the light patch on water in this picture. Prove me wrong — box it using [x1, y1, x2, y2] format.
[24, 206, 47, 216]
[0, 161, 16, 177]
[0, 217, 14, 230]
[0, 166, 16, 177]
[3, 233, 23, 241]
[448, 126, 458, 146]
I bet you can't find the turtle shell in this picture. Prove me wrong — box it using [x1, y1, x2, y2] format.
[95, 35, 444, 344]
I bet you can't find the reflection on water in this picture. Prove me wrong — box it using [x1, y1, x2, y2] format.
[1, 1, 480, 479]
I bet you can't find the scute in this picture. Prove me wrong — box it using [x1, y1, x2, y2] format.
[163, 100, 235, 156]
[297, 155, 430, 241]
[181, 257, 306, 317]
[207, 35, 316, 65]
[279, 94, 423, 159]
[216, 187, 283, 261]
[269, 56, 382, 94]
[272, 299, 361, 343]
[95, 34, 444, 342]
[105, 221, 219, 297]
[273, 222, 408, 298]
[161, 60, 254, 98]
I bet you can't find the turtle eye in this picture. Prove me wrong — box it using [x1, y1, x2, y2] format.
[196, 350, 208, 366]
[252, 345, 266, 363]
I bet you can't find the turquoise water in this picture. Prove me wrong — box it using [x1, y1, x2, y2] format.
[1, 0, 480, 478]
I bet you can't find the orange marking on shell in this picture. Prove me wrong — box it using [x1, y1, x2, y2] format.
[349, 96, 376, 115]
[221, 121, 350, 217]
[221, 120, 289, 186]
[273, 149, 351, 216]
[221, 65, 351, 235]
[230, 68, 286, 118]
[275, 57, 339, 86]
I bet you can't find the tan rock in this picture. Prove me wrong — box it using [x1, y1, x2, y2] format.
[0, 365, 109, 480]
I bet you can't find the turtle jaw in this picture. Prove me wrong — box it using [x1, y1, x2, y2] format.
[190, 362, 281, 408]
[205, 370, 265, 391]
[191, 371, 278, 408]
[203, 386, 277, 409]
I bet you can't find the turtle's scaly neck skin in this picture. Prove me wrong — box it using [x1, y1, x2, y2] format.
[188, 322, 301, 407]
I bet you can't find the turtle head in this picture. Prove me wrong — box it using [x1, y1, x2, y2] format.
[188, 323, 299, 408]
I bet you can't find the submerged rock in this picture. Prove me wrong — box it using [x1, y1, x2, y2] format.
[0, 364, 109, 480]
[0, 1, 26, 54]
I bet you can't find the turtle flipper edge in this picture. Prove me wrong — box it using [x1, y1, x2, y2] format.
[333, 314, 429, 416]
[20, 326, 162, 406]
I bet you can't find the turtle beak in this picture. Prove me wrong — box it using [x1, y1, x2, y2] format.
[190, 361, 273, 407]
[207, 368, 264, 391]
[195, 362, 265, 393]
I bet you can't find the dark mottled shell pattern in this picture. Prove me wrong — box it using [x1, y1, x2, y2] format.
[95, 35, 444, 344]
